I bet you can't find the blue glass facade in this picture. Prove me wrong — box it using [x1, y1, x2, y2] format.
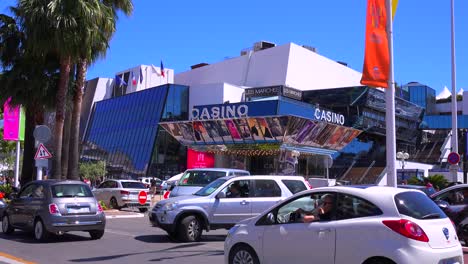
[405, 83, 436, 114]
[81, 84, 189, 179]
[422, 115, 468, 129]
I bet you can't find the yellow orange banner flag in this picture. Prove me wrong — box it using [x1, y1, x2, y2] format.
[360, 0, 390, 88]
[392, 0, 398, 19]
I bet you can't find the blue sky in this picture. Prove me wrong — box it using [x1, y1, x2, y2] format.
[1, 0, 467, 95]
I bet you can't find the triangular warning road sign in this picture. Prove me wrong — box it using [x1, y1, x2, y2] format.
[35, 143, 52, 160]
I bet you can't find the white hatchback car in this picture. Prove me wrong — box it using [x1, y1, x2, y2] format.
[224, 186, 463, 264]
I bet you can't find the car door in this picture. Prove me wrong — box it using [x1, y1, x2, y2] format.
[433, 187, 468, 226]
[9, 184, 35, 227]
[261, 192, 336, 264]
[94, 181, 113, 203]
[210, 180, 252, 224]
[251, 179, 283, 217]
[24, 184, 46, 229]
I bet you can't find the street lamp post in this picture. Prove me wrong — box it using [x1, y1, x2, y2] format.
[397, 151, 410, 183]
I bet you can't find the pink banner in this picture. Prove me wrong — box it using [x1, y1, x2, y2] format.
[187, 149, 214, 169]
[3, 98, 20, 141]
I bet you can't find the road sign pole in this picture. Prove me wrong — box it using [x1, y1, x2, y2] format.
[37, 166, 43, 181]
[14, 140, 20, 188]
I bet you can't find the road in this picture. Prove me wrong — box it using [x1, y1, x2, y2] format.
[1, 215, 468, 264]
[0, 215, 226, 264]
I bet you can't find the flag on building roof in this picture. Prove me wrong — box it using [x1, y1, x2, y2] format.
[160, 61, 165, 78]
[131, 71, 137, 86]
[140, 67, 144, 84]
[115, 75, 126, 86]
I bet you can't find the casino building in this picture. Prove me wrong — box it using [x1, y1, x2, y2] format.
[80, 41, 430, 183]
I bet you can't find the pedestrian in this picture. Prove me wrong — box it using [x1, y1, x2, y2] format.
[150, 177, 157, 195]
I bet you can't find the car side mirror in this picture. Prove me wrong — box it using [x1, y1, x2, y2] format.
[216, 192, 226, 199]
[435, 200, 449, 209]
[265, 213, 276, 225]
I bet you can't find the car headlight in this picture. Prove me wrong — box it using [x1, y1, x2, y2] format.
[227, 224, 240, 238]
[162, 202, 178, 211]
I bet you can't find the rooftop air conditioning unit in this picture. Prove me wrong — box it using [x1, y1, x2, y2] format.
[241, 50, 249, 56]
[302, 45, 317, 53]
[253, 41, 276, 52]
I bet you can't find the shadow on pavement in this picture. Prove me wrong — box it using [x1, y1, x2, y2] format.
[0, 230, 95, 244]
[135, 234, 227, 243]
[68, 242, 224, 262]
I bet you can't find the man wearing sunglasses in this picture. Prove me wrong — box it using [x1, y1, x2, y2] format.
[295, 194, 335, 223]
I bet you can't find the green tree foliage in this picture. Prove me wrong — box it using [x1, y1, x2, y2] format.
[406, 174, 448, 191]
[79, 161, 106, 186]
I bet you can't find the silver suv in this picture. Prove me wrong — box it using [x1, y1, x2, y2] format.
[169, 168, 250, 198]
[2, 180, 105, 242]
[92, 179, 151, 212]
[149, 175, 309, 242]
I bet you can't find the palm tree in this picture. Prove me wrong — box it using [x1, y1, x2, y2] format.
[0, 13, 59, 184]
[67, 0, 133, 180]
[15, 0, 116, 179]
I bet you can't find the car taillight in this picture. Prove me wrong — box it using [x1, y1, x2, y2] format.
[120, 190, 130, 195]
[382, 219, 429, 242]
[96, 202, 104, 213]
[49, 203, 61, 216]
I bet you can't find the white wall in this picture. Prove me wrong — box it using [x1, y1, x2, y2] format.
[463, 91, 468, 115]
[436, 101, 462, 114]
[223, 83, 245, 104]
[285, 43, 362, 90]
[175, 42, 362, 91]
[189, 83, 225, 114]
[378, 161, 435, 186]
[116, 65, 174, 94]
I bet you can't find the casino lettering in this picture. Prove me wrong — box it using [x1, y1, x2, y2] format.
[191, 105, 249, 120]
[314, 108, 345, 125]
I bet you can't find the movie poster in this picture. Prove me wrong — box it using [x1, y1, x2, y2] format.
[225, 120, 243, 142]
[202, 121, 224, 143]
[161, 123, 183, 142]
[338, 129, 361, 148]
[256, 118, 275, 141]
[234, 119, 254, 142]
[193, 121, 214, 143]
[247, 118, 264, 141]
[324, 126, 347, 149]
[303, 122, 327, 146]
[313, 124, 336, 146]
[178, 123, 195, 144]
[215, 120, 234, 143]
[295, 120, 317, 144]
[266, 117, 285, 140]
[284, 117, 308, 144]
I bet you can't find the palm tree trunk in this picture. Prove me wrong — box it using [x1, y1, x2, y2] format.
[62, 104, 72, 178]
[21, 103, 44, 185]
[52, 56, 71, 180]
[68, 58, 87, 180]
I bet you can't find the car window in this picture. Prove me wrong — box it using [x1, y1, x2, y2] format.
[32, 185, 45, 199]
[220, 180, 250, 198]
[395, 191, 447, 220]
[121, 181, 147, 189]
[52, 184, 94, 198]
[194, 179, 227, 196]
[433, 187, 468, 205]
[336, 193, 382, 220]
[273, 192, 336, 224]
[98, 181, 112, 189]
[18, 185, 35, 198]
[282, 180, 307, 194]
[234, 171, 250, 176]
[253, 180, 281, 197]
[179, 171, 227, 186]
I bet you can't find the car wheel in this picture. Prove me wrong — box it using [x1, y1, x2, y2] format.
[229, 245, 259, 264]
[138, 208, 148, 213]
[2, 215, 14, 234]
[178, 215, 202, 242]
[110, 197, 120, 210]
[89, 230, 105, 240]
[34, 219, 50, 242]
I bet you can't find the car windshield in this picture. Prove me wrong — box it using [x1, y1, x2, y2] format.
[194, 179, 227, 196]
[52, 184, 93, 198]
[121, 182, 147, 189]
[178, 171, 226, 186]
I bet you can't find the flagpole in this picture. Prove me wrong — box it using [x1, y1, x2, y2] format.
[450, 0, 459, 182]
[386, 0, 397, 187]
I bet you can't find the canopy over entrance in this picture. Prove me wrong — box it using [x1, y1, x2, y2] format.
[160, 100, 361, 156]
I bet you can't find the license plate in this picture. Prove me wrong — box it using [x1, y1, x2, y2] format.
[67, 207, 90, 213]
